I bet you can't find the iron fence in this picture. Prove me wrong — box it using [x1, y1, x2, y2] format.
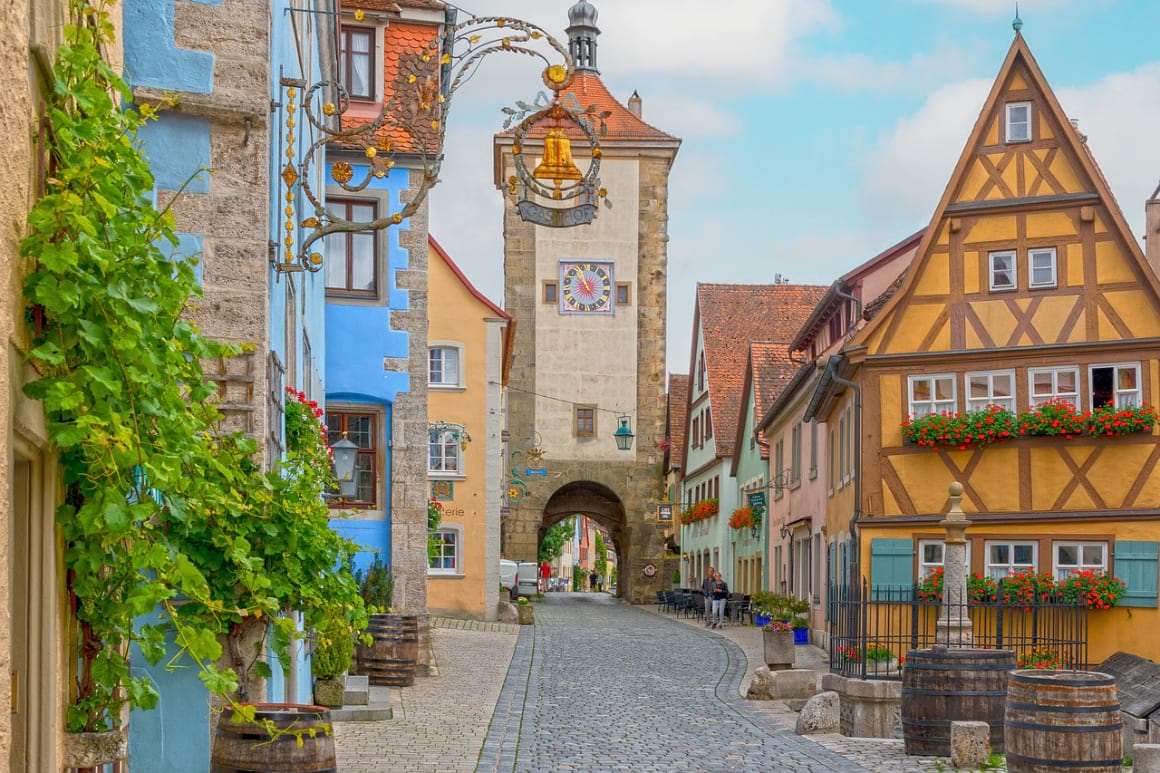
[827, 580, 1088, 680]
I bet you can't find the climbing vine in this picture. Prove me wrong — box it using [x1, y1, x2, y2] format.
[23, 0, 365, 735]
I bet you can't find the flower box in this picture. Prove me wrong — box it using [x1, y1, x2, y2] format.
[793, 627, 809, 645]
[763, 629, 795, 669]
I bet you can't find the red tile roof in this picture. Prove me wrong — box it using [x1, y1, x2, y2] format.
[695, 283, 827, 459]
[667, 374, 689, 472]
[497, 72, 677, 143]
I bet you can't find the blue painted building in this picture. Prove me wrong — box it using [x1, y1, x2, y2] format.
[123, 0, 334, 768]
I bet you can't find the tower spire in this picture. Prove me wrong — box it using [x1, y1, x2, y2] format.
[567, 0, 600, 74]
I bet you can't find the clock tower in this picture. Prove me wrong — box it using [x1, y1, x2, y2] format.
[494, 1, 681, 603]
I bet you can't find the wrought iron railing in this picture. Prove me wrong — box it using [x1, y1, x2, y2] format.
[827, 580, 1088, 680]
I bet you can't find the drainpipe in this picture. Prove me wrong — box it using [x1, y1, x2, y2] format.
[831, 366, 862, 587]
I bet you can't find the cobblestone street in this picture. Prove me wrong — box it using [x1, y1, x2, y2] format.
[333, 595, 967, 772]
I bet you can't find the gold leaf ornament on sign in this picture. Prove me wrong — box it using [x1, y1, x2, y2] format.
[331, 162, 353, 184]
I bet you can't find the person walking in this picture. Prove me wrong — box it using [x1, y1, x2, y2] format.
[539, 560, 551, 593]
[701, 566, 715, 626]
[589, 570, 597, 592]
[711, 570, 729, 628]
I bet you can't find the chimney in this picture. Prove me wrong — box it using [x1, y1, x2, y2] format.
[1147, 180, 1160, 276]
[627, 90, 642, 119]
[1069, 117, 1088, 144]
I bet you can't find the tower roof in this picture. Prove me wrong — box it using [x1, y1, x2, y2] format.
[568, 0, 598, 28]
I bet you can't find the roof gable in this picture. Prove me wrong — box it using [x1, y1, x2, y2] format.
[730, 343, 799, 476]
[855, 34, 1160, 357]
[695, 283, 827, 459]
[428, 235, 509, 319]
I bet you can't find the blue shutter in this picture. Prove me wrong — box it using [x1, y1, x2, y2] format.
[1114, 541, 1158, 608]
[870, 538, 914, 600]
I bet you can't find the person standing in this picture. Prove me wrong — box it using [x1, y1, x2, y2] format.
[711, 570, 729, 628]
[701, 566, 715, 626]
[589, 570, 597, 592]
[539, 560, 551, 592]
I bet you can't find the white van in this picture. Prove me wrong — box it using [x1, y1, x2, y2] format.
[499, 559, 517, 594]
[516, 562, 539, 598]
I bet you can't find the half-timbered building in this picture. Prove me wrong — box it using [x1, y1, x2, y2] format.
[809, 32, 1160, 663]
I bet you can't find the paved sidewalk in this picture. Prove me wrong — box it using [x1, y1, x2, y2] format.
[332, 620, 518, 772]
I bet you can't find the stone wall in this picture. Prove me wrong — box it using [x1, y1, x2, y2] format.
[390, 169, 433, 671]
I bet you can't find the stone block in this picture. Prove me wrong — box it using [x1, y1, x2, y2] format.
[951, 721, 990, 769]
[1135, 744, 1160, 773]
[496, 600, 517, 624]
[773, 669, 818, 700]
[795, 691, 839, 735]
[822, 673, 902, 739]
[312, 675, 345, 708]
[344, 675, 369, 706]
[785, 698, 809, 712]
[746, 666, 775, 701]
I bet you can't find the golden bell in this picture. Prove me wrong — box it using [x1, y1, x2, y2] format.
[532, 128, 583, 185]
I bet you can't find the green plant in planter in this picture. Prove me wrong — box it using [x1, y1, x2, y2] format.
[313, 616, 355, 680]
[517, 597, 529, 605]
[353, 554, 394, 613]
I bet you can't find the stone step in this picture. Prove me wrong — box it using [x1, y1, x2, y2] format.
[344, 675, 369, 706]
[329, 703, 392, 722]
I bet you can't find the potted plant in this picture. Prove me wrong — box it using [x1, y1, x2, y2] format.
[312, 615, 354, 707]
[762, 619, 795, 670]
[517, 597, 535, 625]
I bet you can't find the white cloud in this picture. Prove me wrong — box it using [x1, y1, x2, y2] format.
[807, 41, 981, 94]
[859, 63, 1160, 241]
[913, 0, 1067, 16]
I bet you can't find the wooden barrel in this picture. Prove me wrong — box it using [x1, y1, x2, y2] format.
[1005, 669, 1122, 773]
[210, 703, 336, 773]
[902, 647, 1015, 756]
[355, 613, 418, 686]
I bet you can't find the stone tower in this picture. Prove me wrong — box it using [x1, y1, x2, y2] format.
[493, 1, 680, 603]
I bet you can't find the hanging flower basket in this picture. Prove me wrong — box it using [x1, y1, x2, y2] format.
[728, 506, 760, 532]
[682, 498, 719, 523]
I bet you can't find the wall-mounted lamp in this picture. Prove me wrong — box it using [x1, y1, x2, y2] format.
[613, 416, 635, 451]
[330, 435, 359, 499]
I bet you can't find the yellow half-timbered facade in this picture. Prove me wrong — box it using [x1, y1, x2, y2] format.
[811, 32, 1160, 664]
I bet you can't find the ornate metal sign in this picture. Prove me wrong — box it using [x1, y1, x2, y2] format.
[275, 13, 607, 273]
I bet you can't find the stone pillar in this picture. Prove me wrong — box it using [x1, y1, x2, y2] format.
[936, 481, 973, 647]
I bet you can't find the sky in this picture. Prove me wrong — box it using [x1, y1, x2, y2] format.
[427, 0, 1160, 373]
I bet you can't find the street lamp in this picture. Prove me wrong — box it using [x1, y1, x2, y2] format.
[330, 436, 359, 499]
[613, 416, 635, 451]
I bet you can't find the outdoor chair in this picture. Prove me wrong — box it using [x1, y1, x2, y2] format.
[687, 590, 706, 620]
[655, 590, 666, 611]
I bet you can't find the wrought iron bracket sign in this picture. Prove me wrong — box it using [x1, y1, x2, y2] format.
[275, 12, 608, 274]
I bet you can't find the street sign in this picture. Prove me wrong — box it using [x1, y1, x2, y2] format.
[525, 468, 548, 477]
[748, 491, 766, 515]
[656, 504, 673, 521]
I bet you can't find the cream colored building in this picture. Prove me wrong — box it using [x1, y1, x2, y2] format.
[426, 237, 513, 620]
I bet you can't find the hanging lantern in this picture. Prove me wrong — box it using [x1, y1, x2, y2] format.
[613, 416, 635, 451]
[330, 436, 359, 498]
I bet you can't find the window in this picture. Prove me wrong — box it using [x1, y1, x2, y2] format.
[790, 424, 802, 485]
[691, 416, 700, 448]
[828, 427, 836, 493]
[1029, 248, 1057, 288]
[1091, 364, 1141, 409]
[809, 421, 818, 480]
[339, 26, 373, 99]
[828, 314, 842, 346]
[428, 345, 461, 388]
[428, 525, 462, 574]
[1006, 101, 1031, 143]
[704, 408, 712, 439]
[918, 539, 972, 578]
[326, 411, 377, 507]
[774, 438, 785, 500]
[616, 282, 631, 305]
[1054, 541, 1107, 580]
[542, 281, 558, 304]
[909, 374, 956, 417]
[575, 405, 596, 437]
[1029, 366, 1079, 407]
[697, 352, 706, 392]
[428, 428, 462, 476]
[837, 412, 847, 485]
[325, 199, 378, 294]
[985, 541, 1037, 580]
[845, 407, 854, 481]
[966, 369, 1015, 412]
[989, 250, 1016, 291]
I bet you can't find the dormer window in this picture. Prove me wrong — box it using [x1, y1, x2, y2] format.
[1005, 102, 1031, 143]
[340, 27, 373, 99]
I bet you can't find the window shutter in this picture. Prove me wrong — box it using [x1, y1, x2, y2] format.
[870, 538, 914, 600]
[1114, 541, 1158, 608]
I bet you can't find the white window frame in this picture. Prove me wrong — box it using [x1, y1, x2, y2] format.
[984, 540, 1038, 581]
[828, 427, 835, 496]
[1029, 247, 1057, 289]
[837, 412, 847, 487]
[1028, 366, 1080, 407]
[965, 369, 1016, 412]
[428, 428, 464, 477]
[989, 250, 1017, 292]
[1053, 541, 1107, 581]
[908, 374, 957, 418]
[919, 539, 972, 578]
[428, 343, 464, 388]
[1089, 363, 1142, 410]
[1006, 101, 1032, 143]
[428, 523, 463, 575]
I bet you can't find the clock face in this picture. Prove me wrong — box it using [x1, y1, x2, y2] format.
[560, 261, 613, 314]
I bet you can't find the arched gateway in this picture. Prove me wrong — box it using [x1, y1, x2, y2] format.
[496, 2, 681, 605]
